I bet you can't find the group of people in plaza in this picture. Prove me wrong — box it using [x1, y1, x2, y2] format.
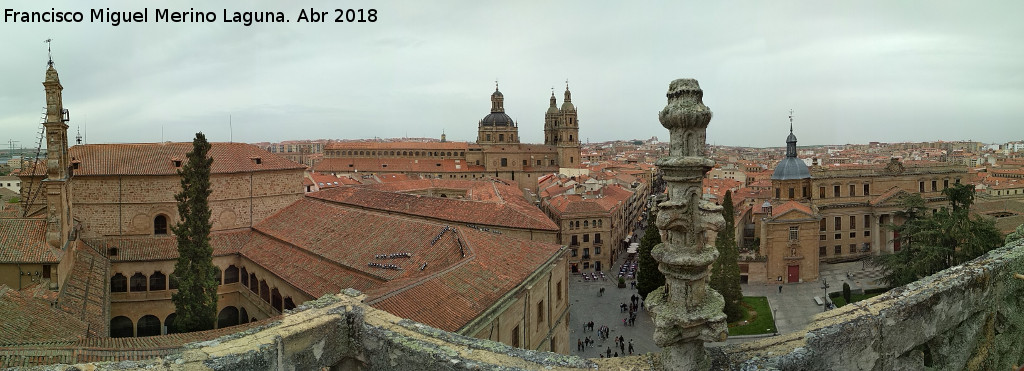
[619, 294, 642, 326]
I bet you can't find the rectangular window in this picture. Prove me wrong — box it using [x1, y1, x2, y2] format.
[557, 281, 563, 302]
[943, 179, 949, 189]
[920, 181, 925, 192]
[850, 232, 856, 238]
[850, 184, 856, 197]
[864, 215, 871, 228]
[536, 160, 542, 166]
[802, 187, 808, 198]
[595, 233, 601, 243]
[865, 230, 871, 237]
[835, 217, 842, 230]
[571, 235, 578, 246]
[932, 180, 937, 191]
[523, 159, 528, 166]
[820, 219, 827, 232]
[501, 158, 508, 167]
[819, 186, 826, 199]
[835, 245, 842, 254]
[512, 326, 520, 347]
[819, 246, 826, 257]
[583, 234, 590, 243]
[789, 226, 799, 241]
[776, 188, 781, 199]
[537, 300, 545, 327]
[820, 235, 826, 241]
[571, 249, 577, 257]
[595, 246, 601, 255]
[42, 265, 51, 279]
[864, 184, 870, 195]
[499, 134, 505, 142]
[850, 216, 856, 229]
[835, 233, 842, 240]
[789, 188, 795, 199]
[955, 178, 961, 184]
[486, 134, 492, 141]
[834, 185, 841, 197]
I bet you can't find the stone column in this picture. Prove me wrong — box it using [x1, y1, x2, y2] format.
[871, 214, 881, 255]
[646, 79, 727, 371]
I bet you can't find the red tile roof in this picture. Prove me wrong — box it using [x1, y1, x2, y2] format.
[308, 181, 558, 231]
[83, 229, 252, 262]
[0, 219, 63, 263]
[771, 201, 814, 218]
[0, 284, 89, 344]
[325, 141, 474, 151]
[247, 198, 564, 331]
[30, 142, 305, 176]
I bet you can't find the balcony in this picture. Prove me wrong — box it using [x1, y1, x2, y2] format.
[581, 255, 591, 260]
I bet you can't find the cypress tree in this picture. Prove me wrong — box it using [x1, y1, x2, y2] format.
[171, 133, 218, 333]
[711, 190, 744, 322]
[637, 210, 665, 300]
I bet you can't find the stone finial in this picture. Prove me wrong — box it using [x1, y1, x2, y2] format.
[647, 79, 727, 371]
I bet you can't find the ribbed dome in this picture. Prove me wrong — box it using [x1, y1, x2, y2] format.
[560, 101, 575, 111]
[771, 157, 810, 180]
[492, 89, 503, 97]
[481, 112, 514, 126]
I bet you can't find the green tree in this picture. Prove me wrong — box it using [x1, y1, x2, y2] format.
[710, 191, 744, 322]
[842, 282, 852, 304]
[171, 133, 218, 333]
[637, 210, 665, 300]
[1005, 223, 1024, 246]
[874, 184, 1004, 288]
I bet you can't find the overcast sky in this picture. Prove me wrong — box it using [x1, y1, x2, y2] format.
[1, 1, 1021, 150]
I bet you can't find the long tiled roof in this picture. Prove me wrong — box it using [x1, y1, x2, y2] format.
[0, 219, 63, 263]
[326, 141, 474, 150]
[27, 142, 305, 176]
[313, 157, 486, 173]
[82, 229, 252, 262]
[308, 181, 558, 231]
[771, 200, 814, 218]
[0, 285, 89, 345]
[248, 198, 564, 332]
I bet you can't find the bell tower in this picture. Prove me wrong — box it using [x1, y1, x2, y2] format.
[555, 82, 581, 167]
[41, 42, 73, 249]
[544, 89, 558, 145]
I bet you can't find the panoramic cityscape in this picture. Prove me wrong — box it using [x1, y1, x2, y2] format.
[1, 1, 1023, 370]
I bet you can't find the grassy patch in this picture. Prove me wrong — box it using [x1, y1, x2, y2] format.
[728, 296, 776, 336]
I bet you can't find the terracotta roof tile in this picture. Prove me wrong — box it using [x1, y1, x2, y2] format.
[30, 142, 305, 177]
[0, 219, 63, 263]
[771, 201, 814, 218]
[325, 141, 475, 151]
[0, 285, 89, 345]
[314, 157, 486, 173]
[83, 229, 251, 262]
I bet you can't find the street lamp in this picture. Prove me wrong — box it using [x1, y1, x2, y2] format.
[821, 278, 831, 312]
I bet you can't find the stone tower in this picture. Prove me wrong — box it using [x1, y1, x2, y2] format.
[42, 62, 73, 248]
[646, 79, 727, 370]
[543, 91, 559, 145]
[554, 84, 580, 167]
[476, 84, 520, 145]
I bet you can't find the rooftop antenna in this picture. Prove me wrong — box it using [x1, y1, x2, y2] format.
[45, 38, 53, 67]
[75, 126, 82, 145]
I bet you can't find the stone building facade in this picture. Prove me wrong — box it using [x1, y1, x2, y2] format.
[314, 85, 582, 191]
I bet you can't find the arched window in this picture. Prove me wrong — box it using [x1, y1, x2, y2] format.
[149, 271, 166, 291]
[592, 220, 597, 228]
[224, 265, 239, 284]
[110, 273, 127, 293]
[271, 288, 283, 312]
[154, 215, 168, 235]
[165, 313, 178, 334]
[217, 306, 240, 328]
[214, 268, 222, 285]
[239, 307, 249, 324]
[240, 267, 249, 286]
[110, 316, 133, 338]
[130, 273, 148, 292]
[598, 220, 603, 227]
[249, 273, 258, 292]
[584, 220, 589, 228]
[137, 315, 161, 337]
[284, 297, 296, 311]
[169, 273, 179, 290]
[260, 280, 270, 303]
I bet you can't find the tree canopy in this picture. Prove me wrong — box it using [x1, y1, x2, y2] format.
[710, 191, 744, 322]
[637, 209, 665, 300]
[873, 183, 1004, 288]
[170, 132, 219, 333]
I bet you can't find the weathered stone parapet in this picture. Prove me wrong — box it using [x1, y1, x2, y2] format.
[646, 78, 728, 371]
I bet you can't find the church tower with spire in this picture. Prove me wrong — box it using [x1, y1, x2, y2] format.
[554, 83, 581, 167]
[476, 82, 520, 144]
[41, 53, 73, 248]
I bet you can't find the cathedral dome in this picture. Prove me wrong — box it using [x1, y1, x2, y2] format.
[481, 112, 514, 126]
[771, 157, 810, 180]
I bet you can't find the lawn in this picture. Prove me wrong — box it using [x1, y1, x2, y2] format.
[727, 296, 776, 336]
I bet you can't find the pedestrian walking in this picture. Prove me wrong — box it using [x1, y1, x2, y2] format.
[620, 341, 625, 354]
[606, 347, 612, 357]
[628, 340, 634, 355]
[577, 339, 583, 351]
[778, 285, 783, 293]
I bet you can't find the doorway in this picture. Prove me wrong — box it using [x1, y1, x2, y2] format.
[787, 265, 800, 283]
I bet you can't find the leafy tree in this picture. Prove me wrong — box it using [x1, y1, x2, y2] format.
[171, 133, 218, 333]
[874, 184, 1003, 288]
[637, 210, 665, 300]
[710, 191, 744, 322]
[842, 282, 852, 305]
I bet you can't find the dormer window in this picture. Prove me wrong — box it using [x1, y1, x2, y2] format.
[172, 159, 182, 168]
[252, 157, 262, 165]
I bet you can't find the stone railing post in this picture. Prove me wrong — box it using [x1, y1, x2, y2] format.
[646, 79, 728, 370]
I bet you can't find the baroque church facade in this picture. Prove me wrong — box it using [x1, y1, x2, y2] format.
[315, 85, 583, 191]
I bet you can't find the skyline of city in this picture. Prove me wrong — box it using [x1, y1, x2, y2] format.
[1, 1, 1022, 149]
